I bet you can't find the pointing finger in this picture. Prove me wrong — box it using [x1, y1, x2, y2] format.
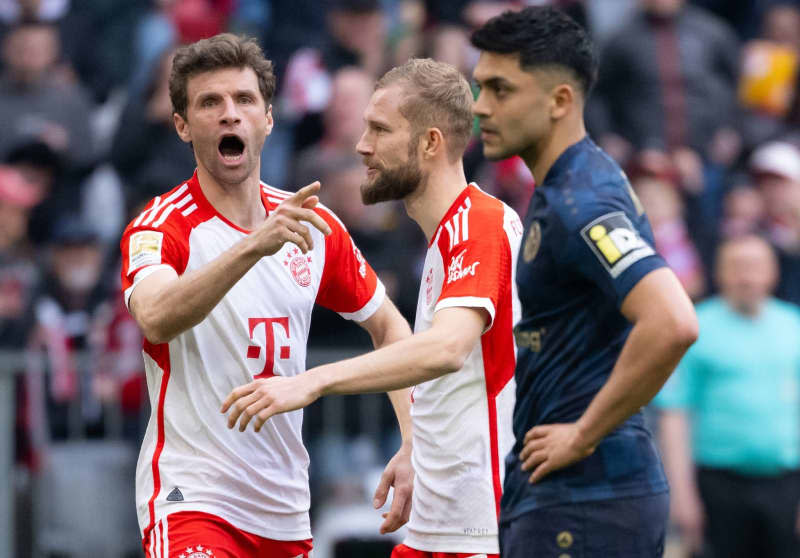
[285, 181, 321, 207]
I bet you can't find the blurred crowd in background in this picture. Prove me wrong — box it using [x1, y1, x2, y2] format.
[3, 0, 800, 556]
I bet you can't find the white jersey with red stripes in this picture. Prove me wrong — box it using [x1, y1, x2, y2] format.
[120, 171, 385, 545]
[404, 184, 522, 554]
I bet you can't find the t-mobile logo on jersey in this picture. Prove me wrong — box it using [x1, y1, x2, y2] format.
[246, 317, 290, 379]
[447, 248, 480, 284]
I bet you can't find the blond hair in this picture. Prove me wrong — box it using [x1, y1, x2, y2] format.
[376, 58, 473, 162]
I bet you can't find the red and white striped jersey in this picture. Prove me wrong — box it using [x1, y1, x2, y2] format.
[405, 184, 522, 554]
[120, 171, 384, 544]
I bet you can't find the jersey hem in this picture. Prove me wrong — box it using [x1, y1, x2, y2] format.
[142, 502, 312, 541]
[403, 532, 499, 554]
[339, 280, 385, 322]
[124, 264, 175, 309]
[499, 483, 669, 525]
[435, 296, 496, 332]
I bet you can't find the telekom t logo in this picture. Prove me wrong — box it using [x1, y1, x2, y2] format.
[247, 317, 290, 379]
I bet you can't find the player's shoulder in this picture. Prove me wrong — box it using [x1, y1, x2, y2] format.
[549, 162, 643, 235]
[464, 183, 521, 229]
[124, 179, 199, 237]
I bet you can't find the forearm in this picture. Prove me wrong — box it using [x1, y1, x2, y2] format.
[313, 328, 464, 396]
[372, 312, 414, 444]
[133, 236, 262, 343]
[388, 389, 413, 445]
[575, 318, 692, 449]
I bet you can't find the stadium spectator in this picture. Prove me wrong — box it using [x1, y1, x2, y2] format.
[737, 2, 800, 150]
[749, 140, 800, 304]
[588, 0, 740, 166]
[634, 176, 706, 298]
[27, 217, 109, 440]
[291, 66, 375, 189]
[0, 20, 95, 167]
[656, 234, 800, 558]
[111, 49, 196, 201]
[0, 165, 42, 351]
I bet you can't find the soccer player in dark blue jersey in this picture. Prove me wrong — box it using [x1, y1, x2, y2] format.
[471, 7, 699, 557]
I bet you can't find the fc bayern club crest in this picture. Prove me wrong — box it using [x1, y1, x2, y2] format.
[283, 247, 312, 287]
[179, 545, 213, 558]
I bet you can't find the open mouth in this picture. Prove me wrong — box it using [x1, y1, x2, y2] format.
[218, 134, 245, 163]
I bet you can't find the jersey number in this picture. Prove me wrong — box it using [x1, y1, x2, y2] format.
[246, 317, 290, 379]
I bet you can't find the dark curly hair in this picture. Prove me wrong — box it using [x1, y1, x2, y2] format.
[470, 6, 597, 96]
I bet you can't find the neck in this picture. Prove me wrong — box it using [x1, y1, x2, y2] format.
[196, 164, 266, 230]
[521, 114, 587, 185]
[404, 161, 468, 242]
[729, 297, 766, 318]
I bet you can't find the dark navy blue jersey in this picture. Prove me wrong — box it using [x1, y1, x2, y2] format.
[501, 137, 669, 523]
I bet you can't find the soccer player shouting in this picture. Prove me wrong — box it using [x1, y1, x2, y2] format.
[223, 58, 522, 558]
[121, 34, 413, 558]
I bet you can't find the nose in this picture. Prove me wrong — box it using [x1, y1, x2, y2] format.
[355, 130, 372, 156]
[219, 96, 241, 126]
[472, 91, 490, 118]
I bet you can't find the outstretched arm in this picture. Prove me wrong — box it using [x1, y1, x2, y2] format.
[221, 305, 486, 429]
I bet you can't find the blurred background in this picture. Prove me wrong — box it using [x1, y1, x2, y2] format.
[1, 0, 800, 556]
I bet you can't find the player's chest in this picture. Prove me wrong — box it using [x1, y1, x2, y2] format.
[186, 228, 323, 312]
[516, 200, 571, 313]
[414, 248, 446, 333]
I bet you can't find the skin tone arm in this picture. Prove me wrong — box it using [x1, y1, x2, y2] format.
[659, 409, 705, 554]
[220, 305, 485, 533]
[352, 298, 415, 534]
[519, 267, 699, 483]
[221, 305, 486, 428]
[129, 182, 332, 344]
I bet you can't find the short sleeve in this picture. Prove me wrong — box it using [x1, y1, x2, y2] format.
[315, 208, 385, 322]
[566, 207, 666, 304]
[120, 217, 188, 310]
[434, 204, 511, 332]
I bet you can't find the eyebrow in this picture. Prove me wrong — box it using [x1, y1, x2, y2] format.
[474, 76, 514, 89]
[364, 115, 392, 129]
[195, 89, 259, 102]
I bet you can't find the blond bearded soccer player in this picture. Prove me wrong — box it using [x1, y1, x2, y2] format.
[120, 34, 414, 558]
[223, 58, 523, 558]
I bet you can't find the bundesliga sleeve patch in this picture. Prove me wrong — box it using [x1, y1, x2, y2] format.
[129, 230, 164, 271]
[580, 211, 654, 278]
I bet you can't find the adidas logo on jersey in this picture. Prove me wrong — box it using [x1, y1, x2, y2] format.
[166, 487, 184, 501]
[447, 248, 480, 284]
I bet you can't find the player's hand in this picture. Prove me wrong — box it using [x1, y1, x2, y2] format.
[251, 181, 332, 256]
[519, 422, 595, 484]
[220, 373, 322, 432]
[373, 442, 414, 534]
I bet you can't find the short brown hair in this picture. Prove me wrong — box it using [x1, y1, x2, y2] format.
[169, 33, 276, 119]
[376, 58, 473, 162]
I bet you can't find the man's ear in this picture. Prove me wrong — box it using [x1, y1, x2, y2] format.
[550, 83, 576, 120]
[174, 112, 191, 143]
[265, 104, 274, 136]
[421, 127, 445, 160]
